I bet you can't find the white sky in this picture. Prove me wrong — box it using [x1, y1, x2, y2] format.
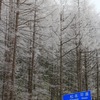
[91, 0, 100, 12]
[55, 0, 100, 12]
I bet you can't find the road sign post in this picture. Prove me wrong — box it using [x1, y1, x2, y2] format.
[62, 90, 92, 100]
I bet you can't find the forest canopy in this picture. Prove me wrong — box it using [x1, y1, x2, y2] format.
[0, 0, 100, 100]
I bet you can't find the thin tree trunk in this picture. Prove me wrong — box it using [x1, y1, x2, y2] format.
[59, 6, 63, 100]
[28, 1, 36, 100]
[10, 0, 19, 99]
[77, 0, 82, 92]
[2, 0, 18, 100]
[76, 47, 82, 91]
[0, 0, 2, 19]
[2, 10, 8, 100]
[84, 51, 88, 90]
[96, 50, 99, 100]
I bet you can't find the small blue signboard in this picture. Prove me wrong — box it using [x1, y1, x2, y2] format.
[62, 90, 92, 100]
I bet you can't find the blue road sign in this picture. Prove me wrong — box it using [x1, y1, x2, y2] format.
[62, 90, 92, 100]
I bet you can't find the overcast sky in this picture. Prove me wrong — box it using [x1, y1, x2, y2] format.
[91, 0, 100, 12]
[55, 0, 100, 12]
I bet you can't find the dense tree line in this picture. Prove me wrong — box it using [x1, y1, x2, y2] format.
[0, 0, 100, 100]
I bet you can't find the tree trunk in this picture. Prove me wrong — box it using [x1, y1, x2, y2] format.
[2, 0, 18, 100]
[76, 47, 82, 91]
[84, 51, 88, 90]
[28, 1, 36, 100]
[96, 50, 99, 100]
[0, 0, 2, 19]
[59, 6, 63, 100]
[10, 0, 19, 99]
[76, 0, 82, 92]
